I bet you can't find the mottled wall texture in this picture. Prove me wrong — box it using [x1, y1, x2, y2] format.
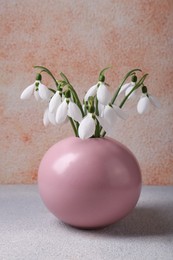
[0, 0, 173, 184]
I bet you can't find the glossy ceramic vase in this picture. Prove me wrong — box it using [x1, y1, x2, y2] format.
[38, 136, 141, 229]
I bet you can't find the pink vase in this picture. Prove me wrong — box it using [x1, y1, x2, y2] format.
[38, 136, 141, 229]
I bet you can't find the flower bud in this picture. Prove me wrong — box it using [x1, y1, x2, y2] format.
[35, 73, 42, 81]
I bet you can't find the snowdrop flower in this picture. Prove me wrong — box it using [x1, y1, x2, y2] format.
[137, 94, 161, 114]
[97, 105, 127, 136]
[43, 108, 56, 126]
[100, 105, 126, 132]
[119, 75, 137, 99]
[78, 104, 127, 139]
[78, 113, 95, 139]
[49, 91, 62, 113]
[104, 105, 128, 120]
[97, 82, 111, 105]
[84, 82, 111, 105]
[56, 99, 82, 124]
[20, 74, 51, 101]
[84, 84, 98, 101]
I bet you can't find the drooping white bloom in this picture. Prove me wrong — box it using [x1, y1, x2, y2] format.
[137, 96, 150, 114]
[103, 105, 128, 121]
[103, 105, 117, 125]
[84, 82, 111, 105]
[38, 83, 51, 100]
[34, 90, 41, 101]
[43, 108, 56, 126]
[20, 81, 51, 101]
[96, 105, 127, 135]
[98, 103, 105, 116]
[56, 99, 68, 124]
[68, 102, 83, 122]
[97, 82, 111, 105]
[49, 91, 62, 113]
[20, 83, 35, 99]
[119, 81, 136, 99]
[111, 105, 128, 120]
[78, 113, 95, 139]
[56, 99, 82, 124]
[137, 94, 161, 114]
[84, 84, 97, 101]
[96, 116, 112, 135]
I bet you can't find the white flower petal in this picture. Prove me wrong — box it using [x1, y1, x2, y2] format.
[125, 86, 136, 99]
[96, 116, 113, 135]
[49, 91, 62, 113]
[78, 114, 95, 139]
[39, 83, 51, 100]
[119, 83, 131, 94]
[20, 83, 35, 99]
[112, 105, 128, 120]
[84, 84, 97, 101]
[137, 96, 150, 114]
[103, 105, 117, 125]
[149, 95, 161, 108]
[119, 82, 135, 95]
[97, 83, 111, 105]
[34, 90, 41, 101]
[68, 101, 83, 123]
[43, 108, 49, 127]
[98, 103, 105, 116]
[56, 99, 68, 124]
[48, 111, 56, 125]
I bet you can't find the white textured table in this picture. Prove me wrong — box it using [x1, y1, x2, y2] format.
[0, 185, 173, 260]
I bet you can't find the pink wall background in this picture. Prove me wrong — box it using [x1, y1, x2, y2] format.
[0, 0, 173, 184]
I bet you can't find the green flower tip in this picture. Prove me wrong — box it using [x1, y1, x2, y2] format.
[35, 73, 42, 81]
[142, 85, 148, 94]
[99, 74, 105, 82]
[65, 89, 71, 98]
[131, 75, 137, 82]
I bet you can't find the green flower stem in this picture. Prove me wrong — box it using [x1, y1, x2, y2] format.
[94, 97, 101, 137]
[95, 118, 100, 138]
[95, 97, 99, 116]
[69, 117, 78, 137]
[111, 68, 142, 105]
[83, 101, 87, 116]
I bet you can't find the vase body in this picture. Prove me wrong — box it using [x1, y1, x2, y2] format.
[38, 136, 141, 229]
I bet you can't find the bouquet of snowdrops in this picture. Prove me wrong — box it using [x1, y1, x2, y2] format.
[20, 66, 160, 139]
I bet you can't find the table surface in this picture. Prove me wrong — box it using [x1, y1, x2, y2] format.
[0, 185, 173, 260]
